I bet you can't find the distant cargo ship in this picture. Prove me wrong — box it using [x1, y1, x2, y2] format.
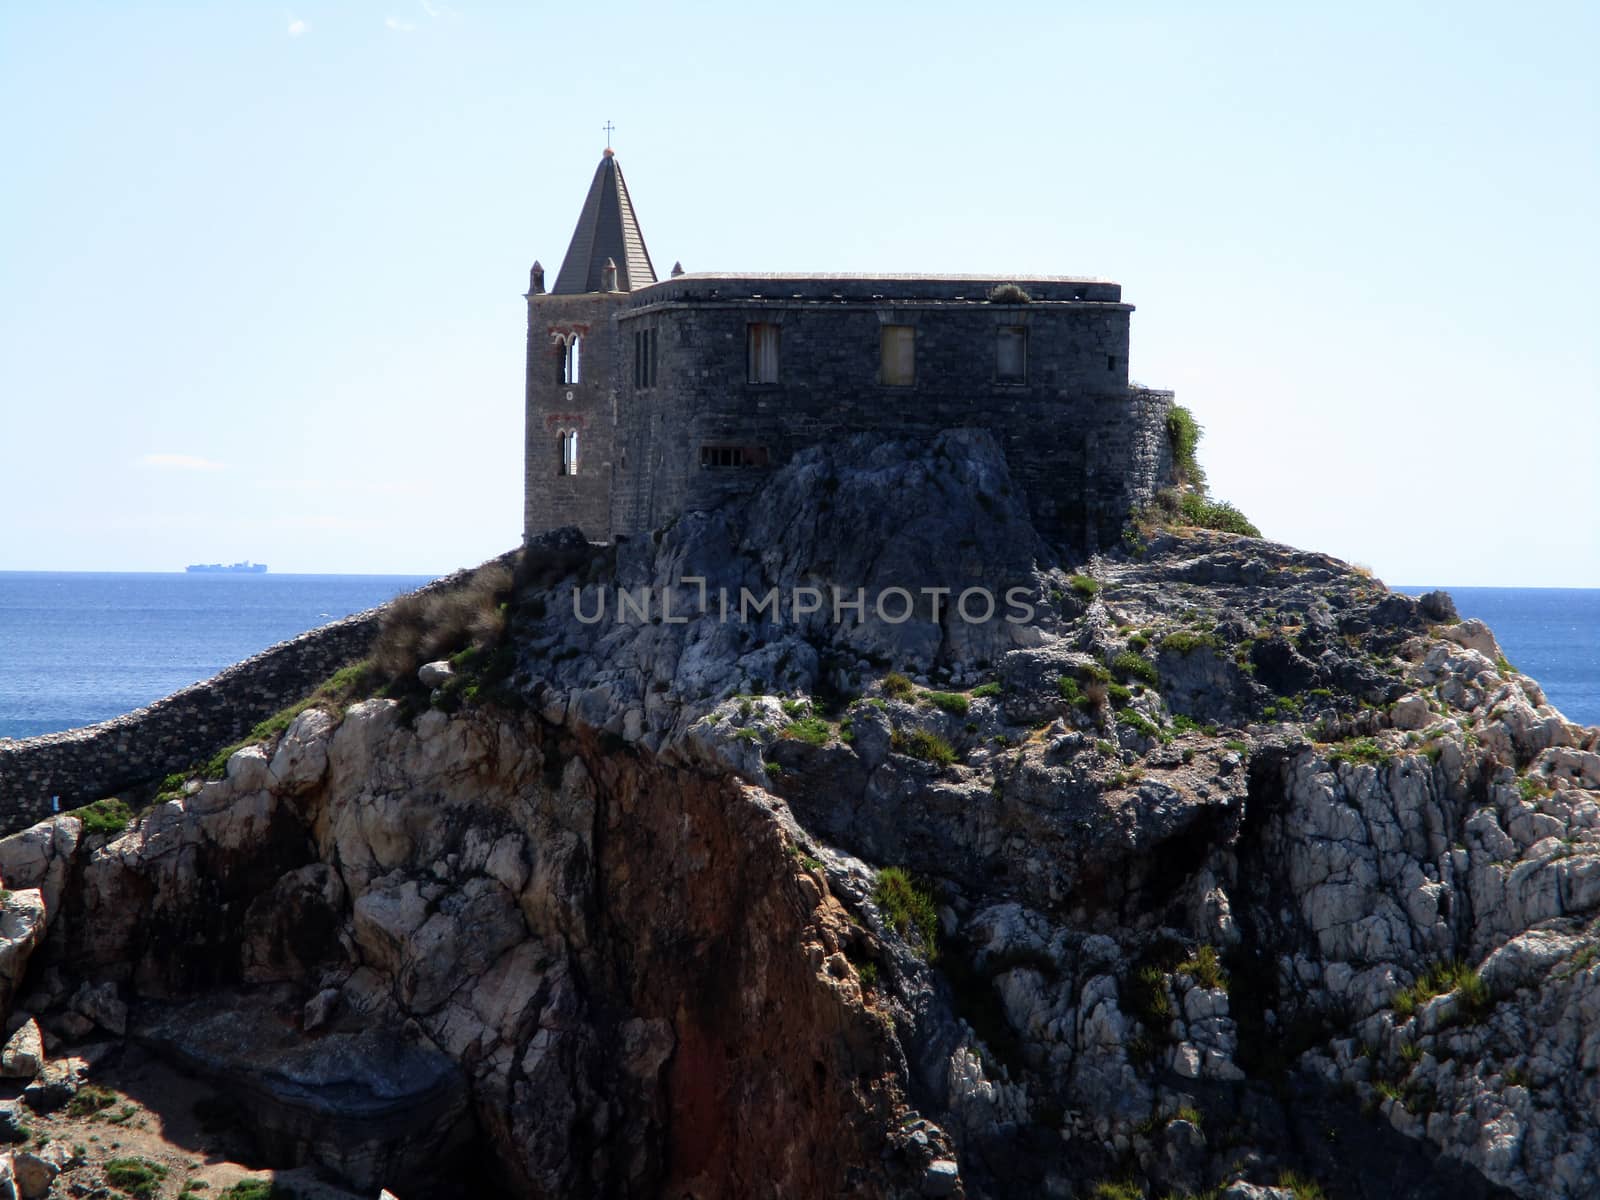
[185, 561, 268, 574]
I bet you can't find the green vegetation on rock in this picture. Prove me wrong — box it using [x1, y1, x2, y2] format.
[71, 797, 134, 837]
[891, 728, 957, 766]
[872, 866, 940, 961]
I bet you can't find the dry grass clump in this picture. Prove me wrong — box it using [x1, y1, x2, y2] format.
[373, 562, 513, 682]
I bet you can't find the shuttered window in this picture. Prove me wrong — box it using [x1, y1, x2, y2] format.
[880, 325, 915, 386]
[633, 328, 658, 389]
[997, 327, 1026, 382]
[746, 323, 780, 384]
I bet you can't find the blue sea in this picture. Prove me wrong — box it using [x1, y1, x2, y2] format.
[0, 575, 1595, 740]
[1395, 587, 1599, 727]
[0, 573, 434, 740]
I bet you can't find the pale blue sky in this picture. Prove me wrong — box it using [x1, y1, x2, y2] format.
[2, 2, 1595, 583]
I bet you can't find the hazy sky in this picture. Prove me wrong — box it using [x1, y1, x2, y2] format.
[2, 2, 1594, 583]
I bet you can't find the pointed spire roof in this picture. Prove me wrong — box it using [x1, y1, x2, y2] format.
[552, 149, 656, 294]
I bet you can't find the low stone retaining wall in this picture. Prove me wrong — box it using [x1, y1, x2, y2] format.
[0, 558, 508, 835]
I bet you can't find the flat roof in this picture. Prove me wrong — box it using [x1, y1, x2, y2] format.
[650, 271, 1119, 285]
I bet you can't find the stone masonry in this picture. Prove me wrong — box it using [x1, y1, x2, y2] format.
[525, 153, 1176, 552]
[0, 564, 490, 833]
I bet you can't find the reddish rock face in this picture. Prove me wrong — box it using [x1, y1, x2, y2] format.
[0, 701, 941, 1198]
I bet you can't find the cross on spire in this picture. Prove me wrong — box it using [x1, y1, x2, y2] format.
[603, 120, 615, 149]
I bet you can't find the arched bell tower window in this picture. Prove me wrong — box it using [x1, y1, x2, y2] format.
[562, 335, 582, 385]
[558, 429, 580, 476]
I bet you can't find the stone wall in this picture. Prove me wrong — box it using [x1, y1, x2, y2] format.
[524, 292, 628, 542]
[602, 277, 1171, 550]
[0, 565, 491, 835]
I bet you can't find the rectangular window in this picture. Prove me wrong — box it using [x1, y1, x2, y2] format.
[699, 445, 770, 469]
[633, 328, 658, 389]
[997, 326, 1027, 382]
[880, 325, 915, 386]
[746, 323, 779, 384]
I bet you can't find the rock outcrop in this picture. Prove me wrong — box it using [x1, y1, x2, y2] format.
[1, 429, 1595, 1198]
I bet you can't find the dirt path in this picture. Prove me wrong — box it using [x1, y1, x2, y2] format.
[2, 1043, 366, 1200]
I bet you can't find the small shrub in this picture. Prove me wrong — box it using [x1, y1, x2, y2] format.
[970, 681, 1001, 698]
[1131, 963, 1172, 1026]
[988, 281, 1032, 303]
[67, 1086, 118, 1117]
[1329, 737, 1391, 768]
[924, 691, 970, 716]
[892, 728, 957, 767]
[1166, 404, 1205, 490]
[1112, 651, 1159, 686]
[1178, 944, 1228, 991]
[372, 561, 514, 684]
[1126, 632, 1150, 651]
[856, 961, 879, 989]
[72, 797, 134, 837]
[1078, 661, 1112, 684]
[1120, 711, 1160, 740]
[780, 698, 809, 718]
[1160, 630, 1219, 654]
[217, 1183, 294, 1200]
[1177, 490, 1261, 537]
[872, 867, 940, 960]
[104, 1158, 168, 1199]
[882, 672, 915, 700]
[1107, 682, 1133, 707]
[1057, 675, 1083, 704]
[1091, 1180, 1144, 1200]
[1225, 739, 1249, 755]
[1277, 1171, 1327, 1200]
[1391, 960, 1491, 1022]
[1069, 574, 1100, 598]
[782, 716, 831, 747]
[1516, 775, 1548, 802]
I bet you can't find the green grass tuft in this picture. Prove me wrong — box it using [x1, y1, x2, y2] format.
[104, 1158, 168, 1199]
[1178, 491, 1261, 537]
[782, 716, 832, 746]
[1178, 944, 1228, 991]
[1328, 737, 1392, 768]
[1160, 630, 1219, 654]
[1112, 651, 1159, 686]
[891, 728, 957, 767]
[72, 797, 134, 837]
[1390, 960, 1491, 1022]
[872, 866, 940, 961]
[1069, 574, 1101, 598]
[924, 690, 970, 716]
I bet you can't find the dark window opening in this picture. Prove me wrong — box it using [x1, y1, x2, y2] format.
[880, 325, 915, 386]
[700, 445, 770, 469]
[1106, 355, 1117, 372]
[997, 326, 1027, 382]
[746, 323, 779, 384]
[633, 328, 658, 389]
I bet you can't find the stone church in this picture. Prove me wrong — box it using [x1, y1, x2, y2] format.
[524, 150, 1173, 550]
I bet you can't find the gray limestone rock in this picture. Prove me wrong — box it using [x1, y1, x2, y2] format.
[0, 1020, 42, 1080]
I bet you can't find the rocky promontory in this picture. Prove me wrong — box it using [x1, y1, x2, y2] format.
[1, 430, 1596, 1199]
